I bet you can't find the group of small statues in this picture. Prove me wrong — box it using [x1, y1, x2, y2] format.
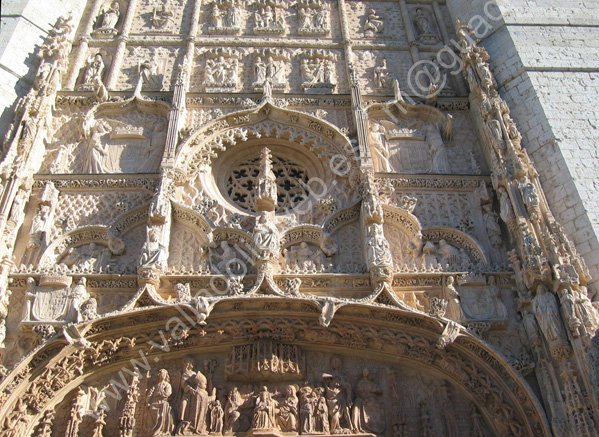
[145, 358, 384, 436]
[421, 239, 471, 271]
[205, 56, 239, 89]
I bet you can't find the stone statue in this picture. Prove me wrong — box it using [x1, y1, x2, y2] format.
[414, 8, 433, 35]
[323, 358, 353, 432]
[314, 387, 330, 433]
[370, 123, 390, 172]
[421, 241, 439, 269]
[178, 370, 215, 434]
[437, 239, 460, 268]
[482, 203, 502, 248]
[210, 400, 224, 433]
[81, 119, 110, 174]
[147, 369, 174, 436]
[67, 277, 89, 323]
[365, 224, 393, 268]
[98, 1, 120, 30]
[533, 284, 568, 345]
[140, 119, 167, 173]
[488, 276, 507, 319]
[253, 214, 279, 259]
[225, 387, 250, 432]
[444, 276, 464, 321]
[175, 283, 191, 302]
[299, 383, 316, 434]
[374, 59, 391, 89]
[277, 385, 299, 432]
[364, 9, 384, 36]
[82, 53, 105, 87]
[352, 368, 384, 433]
[424, 123, 450, 174]
[497, 187, 515, 223]
[255, 56, 267, 84]
[520, 180, 540, 210]
[253, 386, 277, 430]
[141, 227, 168, 269]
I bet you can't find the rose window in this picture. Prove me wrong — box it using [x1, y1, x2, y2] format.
[226, 155, 309, 213]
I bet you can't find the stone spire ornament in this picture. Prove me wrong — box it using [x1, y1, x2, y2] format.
[254, 147, 278, 212]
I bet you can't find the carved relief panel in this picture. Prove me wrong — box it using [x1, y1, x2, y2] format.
[252, 0, 287, 34]
[68, 113, 167, 174]
[206, 0, 243, 34]
[118, 46, 182, 91]
[252, 49, 290, 93]
[298, 50, 337, 94]
[44, 347, 496, 437]
[346, 1, 407, 43]
[202, 49, 241, 92]
[130, 0, 190, 35]
[297, 0, 331, 36]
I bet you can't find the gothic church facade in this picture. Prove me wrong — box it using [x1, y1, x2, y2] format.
[0, 1, 597, 436]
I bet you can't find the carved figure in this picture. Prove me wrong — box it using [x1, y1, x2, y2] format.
[364, 9, 384, 36]
[151, 1, 175, 30]
[352, 368, 384, 433]
[254, 215, 279, 257]
[179, 370, 215, 434]
[414, 8, 433, 35]
[211, 3, 223, 27]
[488, 276, 507, 319]
[98, 1, 120, 30]
[437, 239, 460, 268]
[424, 123, 449, 174]
[421, 241, 438, 269]
[374, 59, 391, 89]
[141, 227, 168, 269]
[370, 123, 390, 172]
[444, 276, 464, 321]
[82, 53, 105, 86]
[482, 203, 502, 248]
[208, 400, 224, 433]
[533, 284, 568, 345]
[225, 387, 250, 432]
[82, 119, 110, 174]
[175, 283, 191, 302]
[314, 387, 330, 433]
[299, 383, 316, 434]
[520, 180, 540, 211]
[575, 287, 599, 332]
[497, 187, 515, 223]
[286, 242, 322, 272]
[147, 369, 174, 436]
[255, 56, 267, 84]
[322, 359, 353, 432]
[366, 224, 393, 268]
[277, 385, 299, 432]
[141, 119, 167, 173]
[67, 278, 89, 323]
[253, 386, 277, 430]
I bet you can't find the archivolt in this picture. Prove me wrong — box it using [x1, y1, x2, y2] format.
[0, 300, 549, 436]
[175, 101, 358, 177]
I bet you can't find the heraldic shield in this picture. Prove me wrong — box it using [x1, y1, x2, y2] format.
[31, 286, 70, 322]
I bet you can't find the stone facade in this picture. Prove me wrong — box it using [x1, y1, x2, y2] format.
[0, 1, 597, 436]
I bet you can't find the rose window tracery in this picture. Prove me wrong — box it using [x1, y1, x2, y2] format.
[226, 154, 310, 213]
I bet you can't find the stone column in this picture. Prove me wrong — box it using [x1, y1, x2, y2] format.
[398, 0, 420, 64]
[105, 0, 139, 90]
[64, 0, 104, 90]
[337, 0, 370, 163]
